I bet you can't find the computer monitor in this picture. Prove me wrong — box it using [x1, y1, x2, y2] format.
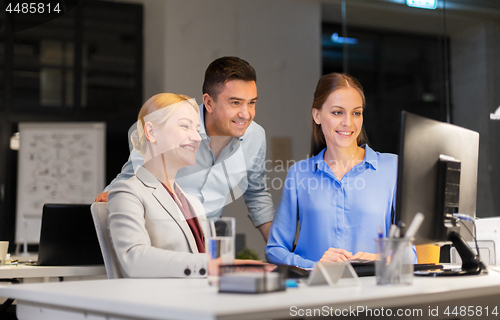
[396, 111, 486, 275]
[38, 204, 104, 266]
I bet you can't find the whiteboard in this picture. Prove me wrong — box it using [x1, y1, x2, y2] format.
[15, 122, 106, 245]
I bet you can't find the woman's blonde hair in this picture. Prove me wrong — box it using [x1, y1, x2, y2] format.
[131, 93, 199, 155]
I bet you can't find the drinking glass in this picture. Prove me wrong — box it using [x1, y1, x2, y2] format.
[206, 217, 235, 285]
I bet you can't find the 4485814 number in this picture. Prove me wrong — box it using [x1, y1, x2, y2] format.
[444, 306, 498, 317]
[5, 2, 61, 14]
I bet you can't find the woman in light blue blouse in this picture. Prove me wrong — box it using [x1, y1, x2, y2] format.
[265, 73, 397, 269]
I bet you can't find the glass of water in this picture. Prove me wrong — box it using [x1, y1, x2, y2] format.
[206, 217, 235, 285]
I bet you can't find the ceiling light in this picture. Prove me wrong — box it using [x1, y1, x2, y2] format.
[406, 0, 437, 10]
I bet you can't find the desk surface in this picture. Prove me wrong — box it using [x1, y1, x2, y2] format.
[1, 271, 500, 320]
[0, 264, 106, 279]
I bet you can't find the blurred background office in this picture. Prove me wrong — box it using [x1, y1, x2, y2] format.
[0, 0, 498, 259]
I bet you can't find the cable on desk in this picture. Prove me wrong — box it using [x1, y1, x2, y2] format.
[452, 213, 474, 222]
[452, 214, 481, 263]
[453, 214, 500, 273]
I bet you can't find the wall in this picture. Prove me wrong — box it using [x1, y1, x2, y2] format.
[122, 0, 321, 259]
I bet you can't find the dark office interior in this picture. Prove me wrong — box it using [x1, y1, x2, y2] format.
[0, 0, 499, 319]
[0, 0, 499, 272]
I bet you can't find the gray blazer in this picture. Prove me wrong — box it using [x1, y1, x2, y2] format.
[107, 166, 208, 278]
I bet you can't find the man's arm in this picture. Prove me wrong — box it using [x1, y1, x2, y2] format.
[95, 149, 145, 202]
[257, 221, 272, 242]
[243, 134, 274, 242]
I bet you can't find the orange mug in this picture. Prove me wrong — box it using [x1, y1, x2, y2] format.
[416, 244, 441, 264]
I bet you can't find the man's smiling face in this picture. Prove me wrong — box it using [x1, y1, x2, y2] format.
[204, 79, 257, 138]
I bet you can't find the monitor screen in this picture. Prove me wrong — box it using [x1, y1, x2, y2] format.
[396, 111, 479, 245]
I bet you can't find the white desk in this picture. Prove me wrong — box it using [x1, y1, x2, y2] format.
[1, 272, 500, 320]
[0, 264, 106, 315]
[0, 264, 106, 280]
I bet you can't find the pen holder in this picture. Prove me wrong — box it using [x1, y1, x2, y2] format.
[375, 238, 413, 285]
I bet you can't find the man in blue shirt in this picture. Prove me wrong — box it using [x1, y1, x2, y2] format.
[95, 57, 274, 240]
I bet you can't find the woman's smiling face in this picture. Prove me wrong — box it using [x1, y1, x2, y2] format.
[312, 87, 364, 151]
[147, 102, 201, 168]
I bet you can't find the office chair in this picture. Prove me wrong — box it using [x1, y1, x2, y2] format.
[90, 202, 123, 279]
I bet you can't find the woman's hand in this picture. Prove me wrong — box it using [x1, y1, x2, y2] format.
[349, 252, 379, 261]
[208, 258, 276, 276]
[319, 248, 352, 262]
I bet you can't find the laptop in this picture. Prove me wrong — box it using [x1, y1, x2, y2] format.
[37, 204, 104, 266]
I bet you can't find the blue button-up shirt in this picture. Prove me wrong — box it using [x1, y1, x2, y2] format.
[105, 104, 274, 227]
[265, 145, 398, 268]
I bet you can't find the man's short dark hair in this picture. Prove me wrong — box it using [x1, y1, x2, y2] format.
[202, 56, 257, 101]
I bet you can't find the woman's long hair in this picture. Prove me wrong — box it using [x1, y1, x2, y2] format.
[310, 73, 369, 156]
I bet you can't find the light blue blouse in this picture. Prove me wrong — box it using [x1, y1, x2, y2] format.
[265, 145, 398, 269]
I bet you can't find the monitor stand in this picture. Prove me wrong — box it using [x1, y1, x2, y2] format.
[434, 231, 488, 276]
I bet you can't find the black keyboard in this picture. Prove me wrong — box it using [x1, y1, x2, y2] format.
[286, 265, 311, 279]
[350, 260, 444, 277]
[283, 262, 444, 279]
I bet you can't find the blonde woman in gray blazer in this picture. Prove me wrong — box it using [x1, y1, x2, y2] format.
[108, 93, 206, 278]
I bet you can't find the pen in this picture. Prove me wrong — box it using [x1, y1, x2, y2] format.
[396, 221, 405, 238]
[388, 225, 397, 239]
[403, 213, 424, 240]
[378, 226, 383, 239]
[382, 225, 397, 264]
